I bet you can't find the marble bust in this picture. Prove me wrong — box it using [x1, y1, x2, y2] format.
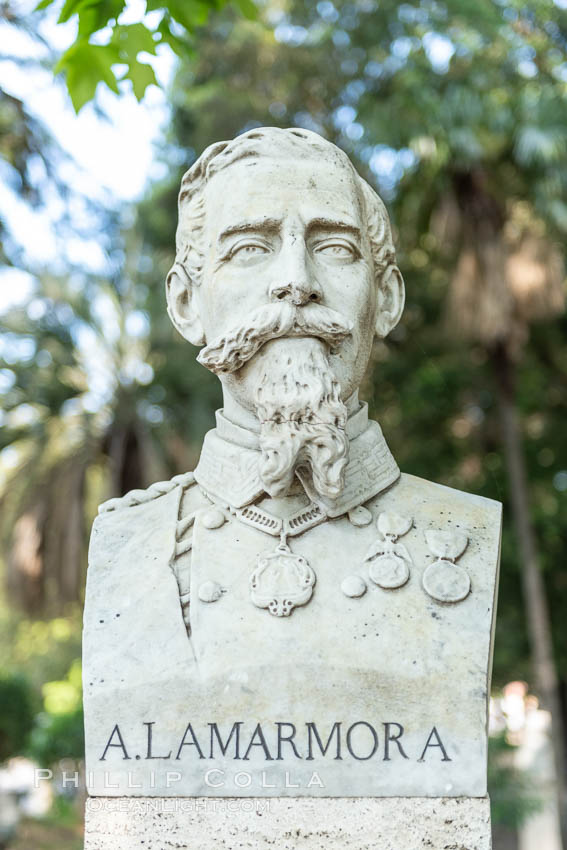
[83, 128, 501, 800]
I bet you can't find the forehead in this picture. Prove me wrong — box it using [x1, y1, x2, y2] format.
[202, 156, 363, 240]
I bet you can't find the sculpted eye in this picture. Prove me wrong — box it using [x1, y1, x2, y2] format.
[231, 242, 270, 259]
[314, 241, 357, 259]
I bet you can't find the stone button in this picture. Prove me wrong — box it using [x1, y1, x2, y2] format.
[198, 581, 224, 603]
[341, 575, 367, 598]
[347, 506, 372, 527]
[202, 508, 226, 529]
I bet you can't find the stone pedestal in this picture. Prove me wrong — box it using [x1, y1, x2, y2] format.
[84, 795, 492, 849]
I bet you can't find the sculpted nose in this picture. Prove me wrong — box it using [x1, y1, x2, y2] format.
[270, 281, 322, 305]
[269, 246, 323, 306]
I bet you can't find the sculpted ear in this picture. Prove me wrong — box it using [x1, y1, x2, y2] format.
[375, 264, 405, 338]
[165, 264, 206, 346]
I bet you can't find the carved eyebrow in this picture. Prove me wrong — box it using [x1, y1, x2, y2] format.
[306, 218, 362, 240]
[218, 218, 282, 243]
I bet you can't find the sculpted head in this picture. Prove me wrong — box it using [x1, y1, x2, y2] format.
[166, 127, 404, 504]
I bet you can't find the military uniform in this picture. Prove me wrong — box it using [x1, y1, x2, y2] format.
[84, 404, 501, 798]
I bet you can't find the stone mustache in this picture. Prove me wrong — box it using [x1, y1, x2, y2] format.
[197, 301, 353, 375]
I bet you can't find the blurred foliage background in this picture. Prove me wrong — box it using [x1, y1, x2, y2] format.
[1, 0, 567, 846]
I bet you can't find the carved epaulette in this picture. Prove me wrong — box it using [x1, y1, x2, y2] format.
[98, 472, 196, 515]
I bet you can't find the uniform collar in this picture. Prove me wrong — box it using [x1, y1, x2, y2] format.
[194, 403, 400, 518]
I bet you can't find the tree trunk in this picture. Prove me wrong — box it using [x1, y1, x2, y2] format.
[492, 342, 567, 848]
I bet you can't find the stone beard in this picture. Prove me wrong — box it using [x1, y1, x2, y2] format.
[253, 338, 348, 502]
[197, 300, 352, 502]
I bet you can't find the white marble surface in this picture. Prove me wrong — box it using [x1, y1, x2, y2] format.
[84, 795, 492, 849]
[84, 471, 501, 798]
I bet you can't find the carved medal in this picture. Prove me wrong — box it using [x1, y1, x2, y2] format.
[234, 501, 326, 616]
[422, 530, 470, 603]
[250, 539, 316, 617]
[365, 511, 413, 589]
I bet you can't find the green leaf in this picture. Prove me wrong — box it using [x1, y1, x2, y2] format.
[60, 0, 126, 33]
[55, 41, 121, 112]
[112, 23, 157, 61]
[34, 0, 55, 10]
[122, 59, 158, 101]
[58, 0, 89, 24]
[64, 72, 99, 112]
[167, 0, 213, 31]
[76, 4, 101, 37]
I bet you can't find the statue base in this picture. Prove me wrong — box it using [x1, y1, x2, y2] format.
[84, 796, 492, 849]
